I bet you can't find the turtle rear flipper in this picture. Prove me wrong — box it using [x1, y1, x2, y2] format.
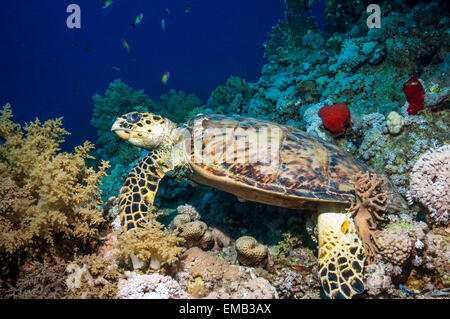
[119, 152, 171, 231]
[317, 210, 366, 299]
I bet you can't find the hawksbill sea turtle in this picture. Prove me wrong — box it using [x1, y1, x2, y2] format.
[111, 112, 407, 299]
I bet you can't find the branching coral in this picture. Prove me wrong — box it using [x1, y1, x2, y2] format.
[347, 172, 389, 264]
[4, 261, 66, 299]
[409, 144, 449, 225]
[0, 104, 109, 280]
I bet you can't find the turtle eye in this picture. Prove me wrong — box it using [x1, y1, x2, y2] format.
[127, 112, 142, 123]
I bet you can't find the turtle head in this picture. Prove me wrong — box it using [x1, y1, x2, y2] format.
[112, 112, 171, 150]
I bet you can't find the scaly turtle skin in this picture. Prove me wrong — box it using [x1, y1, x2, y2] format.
[112, 112, 407, 299]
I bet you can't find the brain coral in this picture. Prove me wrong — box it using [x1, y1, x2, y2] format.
[409, 144, 449, 225]
[235, 236, 268, 267]
[171, 211, 215, 250]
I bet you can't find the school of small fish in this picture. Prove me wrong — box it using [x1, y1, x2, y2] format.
[102, 2, 193, 85]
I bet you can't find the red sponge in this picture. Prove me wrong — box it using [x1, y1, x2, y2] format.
[403, 77, 425, 115]
[318, 103, 351, 135]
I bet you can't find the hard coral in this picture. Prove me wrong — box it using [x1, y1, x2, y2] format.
[409, 144, 449, 225]
[376, 228, 413, 266]
[235, 236, 268, 267]
[117, 272, 191, 299]
[175, 247, 277, 299]
[0, 104, 109, 280]
[318, 103, 351, 135]
[403, 77, 425, 115]
[386, 111, 404, 135]
[171, 213, 214, 251]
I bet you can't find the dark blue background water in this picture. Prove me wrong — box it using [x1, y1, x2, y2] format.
[0, 1, 324, 150]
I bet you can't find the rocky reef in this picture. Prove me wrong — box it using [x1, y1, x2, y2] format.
[1, 0, 449, 300]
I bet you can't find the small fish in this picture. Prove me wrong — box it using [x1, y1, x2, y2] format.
[185, 5, 192, 13]
[161, 72, 170, 86]
[161, 18, 166, 33]
[102, 0, 113, 9]
[112, 65, 121, 72]
[165, 8, 171, 15]
[121, 39, 133, 54]
[131, 13, 143, 27]
[292, 264, 314, 271]
[399, 284, 417, 297]
[292, 265, 305, 271]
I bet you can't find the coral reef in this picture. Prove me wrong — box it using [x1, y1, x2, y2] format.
[174, 247, 278, 298]
[409, 144, 449, 225]
[0, 104, 109, 282]
[270, 234, 320, 299]
[3, 0, 447, 301]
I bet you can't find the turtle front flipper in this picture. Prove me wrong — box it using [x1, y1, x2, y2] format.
[119, 152, 171, 231]
[317, 204, 366, 299]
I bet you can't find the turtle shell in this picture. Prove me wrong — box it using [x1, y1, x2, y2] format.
[181, 114, 396, 210]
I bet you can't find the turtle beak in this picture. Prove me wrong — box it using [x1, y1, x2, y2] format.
[111, 119, 131, 141]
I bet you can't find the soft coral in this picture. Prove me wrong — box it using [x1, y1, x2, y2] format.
[403, 77, 425, 115]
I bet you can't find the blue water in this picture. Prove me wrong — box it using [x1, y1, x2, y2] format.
[0, 0, 295, 150]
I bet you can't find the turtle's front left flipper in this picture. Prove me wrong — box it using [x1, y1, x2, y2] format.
[317, 204, 366, 299]
[119, 152, 171, 231]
